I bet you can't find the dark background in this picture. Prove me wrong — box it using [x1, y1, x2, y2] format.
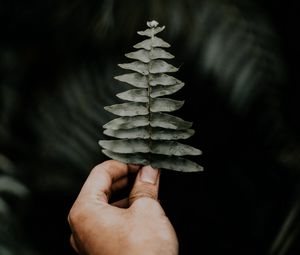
[0, 0, 299, 254]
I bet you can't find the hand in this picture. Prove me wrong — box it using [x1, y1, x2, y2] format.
[68, 160, 178, 255]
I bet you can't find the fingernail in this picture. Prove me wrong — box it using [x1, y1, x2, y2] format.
[140, 165, 159, 184]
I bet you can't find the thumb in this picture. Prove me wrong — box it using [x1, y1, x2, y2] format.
[129, 165, 160, 206]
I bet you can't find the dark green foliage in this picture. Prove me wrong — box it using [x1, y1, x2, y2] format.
[99, 21, 202, 172]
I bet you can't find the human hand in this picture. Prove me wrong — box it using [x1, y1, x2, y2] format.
[68, 160, 178, 255]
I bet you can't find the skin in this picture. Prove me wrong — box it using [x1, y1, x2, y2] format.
[68, 160, 178, 255]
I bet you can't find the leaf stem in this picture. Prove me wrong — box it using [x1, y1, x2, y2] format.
[146, 27, 155, 161]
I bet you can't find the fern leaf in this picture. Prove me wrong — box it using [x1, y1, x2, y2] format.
[150, 98, 184, 112]
[150, 128, 195, 140]
[104, 102, 148, 116]
[100, 139, 201, 156]
[104, 127, 194, 140]
[150, 83, 184, 97]
[104, 127, 150, 139]
[133, 37, 170, 50]
[137, 25, 165, 37]
[125, 48, 174, 63]
[114, 73, 148, 88]
[149, 74, 182, 86]
[150, 113, 192, 130]
[125, 49, 152, 63]
[100, 20, 203, 172]
[150, 155, 203, 172]
[149, 48, 175, 60]
[102, 149, 149, 165]
[150, 140, 201, 156]
[99, 139, 149, 154]
[118, 62, 149, 75]
[149, 60, 178, 73]
[116, 89, 148, 102]
[103, 115, 149, 130]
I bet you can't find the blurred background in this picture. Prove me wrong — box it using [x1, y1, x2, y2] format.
[0, 0, 299, 254]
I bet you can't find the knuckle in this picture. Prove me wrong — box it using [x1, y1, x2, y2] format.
[95, 160, 124, 172]
[68, 205, 86, 228]
[68, 208, 77, 227]
[129, 185, 157, 204]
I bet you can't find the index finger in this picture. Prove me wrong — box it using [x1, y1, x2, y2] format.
[77, 160, 140, 203]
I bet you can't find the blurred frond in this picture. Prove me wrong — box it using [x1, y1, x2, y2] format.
[0, 154, 34, 255]
[29, 64, 119, 192]
[270, 196, 300, 255]
[188, 0, 285, 111]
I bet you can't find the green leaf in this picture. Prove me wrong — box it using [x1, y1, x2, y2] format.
[104, 102, 148, 116]
[125, 48, 174, 63]
[99, 139, 149, 153]
[116, 89, 148, 102]
[125, 49, 151, 63]
[104, 127, 150, 139]
[150, 48, 174, 60]
[149, 60, 178, 74]
[150, 140, 201, 156]
[100, 139, 201, 156]
[151, 83, 184, 97]
[100, 21, 203, 172]
[102, 150, 203, 172]
[114, 73, 148, 88]
[134, 37, 170, 50]
[104, 127, 194, 140]
[118, 62, 149, 75]
[149, 74, 182, 86]
[150, 128, 194, 140]
[150, 98, 184, 112]
[103, 116, 149, 130]
[137, 26, 165, 37]
[150, 113, 193, 129]
[151, 155, 203, 172]
[102, 150, 150, 165]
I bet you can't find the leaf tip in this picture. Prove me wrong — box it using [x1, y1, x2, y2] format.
[147, 20, 159, 28]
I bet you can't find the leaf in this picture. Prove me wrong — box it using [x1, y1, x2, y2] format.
[125, 48, 174, 63]
[149, 74, 182, 86]
[103, 116, 149, 130]
[150, 98, 184, 112]
[137, 26, 165, 37]
[0, 176, 29, 197]
[150, 113, 192, 130]
[115, 84, 184, 102]
[149, 60, 178, 73]
[125, 49, 151, 63]
[150, 48, 174, 60]
[104, 127, 150, 139]
[99, 139, 149, 153]
[102, 150, 150, 165]
[100, 139, 201, 156]
[104, 102, 148, 116]
[150, 155, 203, 172]
[114, 73, 148, 88]
[102, 150, 203, 172]
[116, 89, 148, 102]
[134, 37, 170, 50]
[118, 62, 149, 75]
[104, 127, 194, 140]
[147, 20, 159, 28]
[100, 20, 203, 172]
[150, 140, 202, 156]
[150, 128, 194, 140]
[151, 83, 184, 97]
